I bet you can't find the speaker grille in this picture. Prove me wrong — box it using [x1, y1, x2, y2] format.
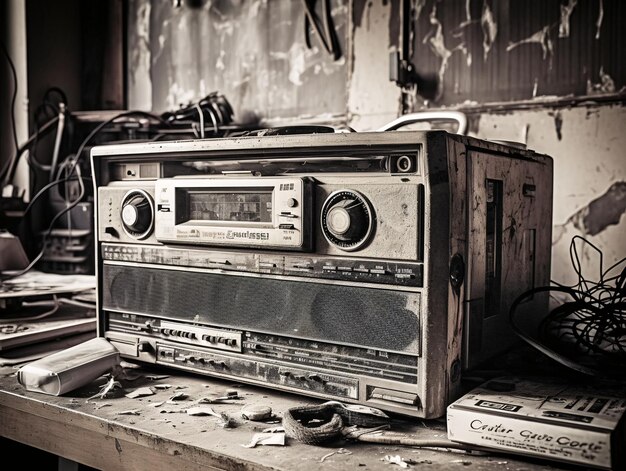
[102, 264, 420, 353]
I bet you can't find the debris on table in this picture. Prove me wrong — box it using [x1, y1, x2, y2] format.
[320, 448, 352, 462]
[153, 384, 172, 390]
[87, 376, 122, 400]
[240, 404, 272, 421]
[186, 406, 234, 428]
[187, 406, 222, 416]
[383, 455, 410, 468]
[125, 387, 155, 398]
[166, 392, 188, 403]
[118, 409, 141, 416]
[94, 403, 111, 410]
[198, 390, 243, 404]
[242, 432, 286, 448]
[262, 426, 285, 433]
[145, 375, 169, 380]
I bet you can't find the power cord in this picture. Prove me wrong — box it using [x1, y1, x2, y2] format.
[509, 236, 626, 377]
[0, 39, 20, 182]
[161, 93, 233, 136]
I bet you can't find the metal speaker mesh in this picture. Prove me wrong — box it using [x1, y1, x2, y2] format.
[102, 264, 420, 353]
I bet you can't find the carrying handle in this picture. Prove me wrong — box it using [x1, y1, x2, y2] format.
[377, 111, 468, 135]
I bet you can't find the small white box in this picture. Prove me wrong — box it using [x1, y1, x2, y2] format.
[447, 377, 626, 470]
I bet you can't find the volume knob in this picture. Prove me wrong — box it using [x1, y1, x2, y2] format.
[321, 190, 374, 251]
[121, 189, 154, 239]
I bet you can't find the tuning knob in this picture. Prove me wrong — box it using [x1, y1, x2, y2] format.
[321, 190, 374, 251]
[121, 189, 154, 239]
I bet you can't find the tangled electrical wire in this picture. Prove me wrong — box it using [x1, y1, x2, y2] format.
[160, 92, 234, 139]
[509, 236, 626, 378]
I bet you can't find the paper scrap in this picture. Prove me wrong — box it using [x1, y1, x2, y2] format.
[384, 455, 409, 468]
[118, 410, 141, 416]
[125, 387, 155, 399]
[242, 432, 286, 448]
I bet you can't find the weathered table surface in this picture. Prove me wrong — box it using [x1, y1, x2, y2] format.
[0, 363, 566, 471]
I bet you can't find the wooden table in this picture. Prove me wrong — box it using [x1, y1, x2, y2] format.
[0, 363, 564, 470]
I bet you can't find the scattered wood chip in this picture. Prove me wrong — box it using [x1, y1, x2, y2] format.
[87, 377, 122, 400]
[153, 384, 172, 390]
[197, 394, 243, 404]
[150, 401, 165, 408]
[94, 403, 112, 410]
[145, 375, 169, 380]
[186, 406, 234, 428]
[125, 387, 155, 399]
[166, 392, 188, 403]
[242, 432, 286, 448]
[118, 410, 141, 416]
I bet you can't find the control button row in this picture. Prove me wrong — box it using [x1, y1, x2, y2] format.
[176, 355, 227, 368]
[161, 329, 196, 339]
[201, 334, 237, 347]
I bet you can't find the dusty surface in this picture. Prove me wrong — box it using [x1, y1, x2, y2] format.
[0, 363, 567, 470]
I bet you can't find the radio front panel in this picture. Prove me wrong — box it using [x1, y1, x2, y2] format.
[92, 131, 553, 418]
[154, 177, 310, 250]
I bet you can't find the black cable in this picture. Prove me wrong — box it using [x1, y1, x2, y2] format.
[0, 41, 19, 183]
[67, 110, 167, 177]
[1, 115, 60, 186]
[509, 236, 626, 377]
[42, 87, 68, 112]
[160, 93, 234, 137]
[0, 165, 85, 281]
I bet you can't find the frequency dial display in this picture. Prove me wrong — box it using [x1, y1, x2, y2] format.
[120, 189, 154, 239]
[321, 189, 374, 251]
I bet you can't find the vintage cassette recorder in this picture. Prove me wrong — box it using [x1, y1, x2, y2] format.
[92, 131, 553, 418]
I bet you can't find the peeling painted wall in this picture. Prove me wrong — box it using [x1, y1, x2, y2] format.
[128, 0, 348, 121]
[348, 0, 400, 130]
[125, 0, 625, 284]
[465, 105, 626, 285]
[347, 0, 625, 283]
[402, 0, 624, 107]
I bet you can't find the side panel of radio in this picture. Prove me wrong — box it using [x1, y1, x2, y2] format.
[91, 131, 553, 418]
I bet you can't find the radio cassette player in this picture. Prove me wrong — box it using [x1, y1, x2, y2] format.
[91, 131, 553, 418]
